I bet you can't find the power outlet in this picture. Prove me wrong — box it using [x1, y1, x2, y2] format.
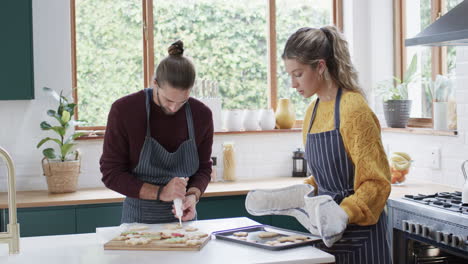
[430, 147, 440, 169]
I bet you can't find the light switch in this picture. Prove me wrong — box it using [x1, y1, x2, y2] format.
[430, 147, 440, 169]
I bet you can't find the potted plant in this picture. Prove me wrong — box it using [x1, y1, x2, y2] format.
[376, 55, 418, 128]
[36, 87, 86, 193]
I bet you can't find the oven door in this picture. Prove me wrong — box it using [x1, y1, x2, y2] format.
[393, 229, 468, 264]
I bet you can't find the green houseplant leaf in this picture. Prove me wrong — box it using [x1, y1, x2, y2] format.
[43, 148, 57, 160]
[37, 87, 87, 162]
[376, 54, 418, 101]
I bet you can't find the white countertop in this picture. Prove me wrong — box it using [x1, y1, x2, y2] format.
[0, 217, 334, 264]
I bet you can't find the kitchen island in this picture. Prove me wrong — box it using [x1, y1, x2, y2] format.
[0, 217, 335, 264]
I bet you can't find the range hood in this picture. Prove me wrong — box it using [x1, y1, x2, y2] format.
[405, 0, 468, 46]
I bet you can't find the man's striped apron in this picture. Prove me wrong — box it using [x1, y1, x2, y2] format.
[305, 88, 391, 264]
[121, 88, 199, 224]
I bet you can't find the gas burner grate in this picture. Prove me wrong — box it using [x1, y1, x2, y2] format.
[403, 192, 468, 213]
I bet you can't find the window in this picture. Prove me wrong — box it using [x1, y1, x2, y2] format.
[72, 0, 342, 129]
[395, 0, 461, 127]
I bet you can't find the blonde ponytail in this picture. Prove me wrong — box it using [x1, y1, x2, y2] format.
[282, 26, 364, 97]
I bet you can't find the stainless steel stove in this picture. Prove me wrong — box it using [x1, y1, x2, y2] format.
[388, 192, 468, 263]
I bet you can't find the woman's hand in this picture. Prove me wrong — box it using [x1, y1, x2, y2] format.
[159, 177, 187, 202]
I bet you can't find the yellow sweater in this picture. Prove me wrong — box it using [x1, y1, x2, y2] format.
[302, 91, 391, 226]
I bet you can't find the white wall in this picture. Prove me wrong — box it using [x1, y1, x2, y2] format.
[0, 0, 73, 191]
[0, 0, 467, 192]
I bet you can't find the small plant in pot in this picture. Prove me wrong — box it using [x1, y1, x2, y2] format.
[36, 87, 86, 193]
[376, 55, 417, 128]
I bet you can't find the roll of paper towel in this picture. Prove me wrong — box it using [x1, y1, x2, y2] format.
[199, 97, 222, 132]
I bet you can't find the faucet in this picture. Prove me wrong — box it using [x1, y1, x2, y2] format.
[0, 146, 20, 254]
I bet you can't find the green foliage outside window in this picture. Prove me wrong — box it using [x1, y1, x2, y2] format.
[76, 0, 330, 126]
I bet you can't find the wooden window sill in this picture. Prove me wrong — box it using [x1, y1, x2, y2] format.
[382, 127, 458, 136]
[76, 128, 302, 140]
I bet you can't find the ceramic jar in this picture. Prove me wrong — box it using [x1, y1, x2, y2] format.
[242, 110, 259, 131]
[275, 98, 296, 129]
[258, 109, 276, 130]
[225, 110, 243, 131]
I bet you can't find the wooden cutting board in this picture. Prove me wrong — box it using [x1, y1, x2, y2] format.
[104, 235, 210, 251]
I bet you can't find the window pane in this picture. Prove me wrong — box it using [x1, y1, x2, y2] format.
[276, 0, 333, 119]
[153, 0, 268, 110]
[406, 0, 432, 118]
[446, 0, 463, 76]
[75, 0, 143, 126]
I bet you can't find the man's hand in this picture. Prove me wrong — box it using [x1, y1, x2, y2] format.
[159, 177, 187, 202]
[172, 194, 197, 221]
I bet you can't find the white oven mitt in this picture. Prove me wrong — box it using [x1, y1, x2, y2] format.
[304, 194, 348, 247]
[245, 184, 319, 235]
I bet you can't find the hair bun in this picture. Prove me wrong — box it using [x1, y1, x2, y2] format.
[168, 40, 184, 56]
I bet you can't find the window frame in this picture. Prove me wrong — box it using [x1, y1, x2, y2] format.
[71, 0, 343, 132]
[394, 0, 449, 128]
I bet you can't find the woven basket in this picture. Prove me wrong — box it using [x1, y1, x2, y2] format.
[383, 100, 412, 128]
[41, 155, 80, 193]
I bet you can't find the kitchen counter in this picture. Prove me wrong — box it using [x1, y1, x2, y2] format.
[0, 177, 459, 209]
[0, 217, 335, 264]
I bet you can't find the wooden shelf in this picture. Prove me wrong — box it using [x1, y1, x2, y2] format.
[382, 127, 457, 136]
[76, 128, 302, 140]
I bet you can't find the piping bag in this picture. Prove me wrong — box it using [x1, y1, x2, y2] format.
[173, 177, 185, 226]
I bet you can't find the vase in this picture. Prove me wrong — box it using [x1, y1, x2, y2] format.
[433, 101, 448, 130]
[242, 110, 259, 131]
[259, 109, 276, 130]
[275, 98, 296, 129]
[225, 110, 243, 131]
[383, 100, 412, 128]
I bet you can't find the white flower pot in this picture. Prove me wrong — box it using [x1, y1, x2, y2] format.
[258, 109, 276, 130]
[242, 110, 259, 131]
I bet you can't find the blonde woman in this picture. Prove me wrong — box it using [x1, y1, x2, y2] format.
[246, 26, 391, 264]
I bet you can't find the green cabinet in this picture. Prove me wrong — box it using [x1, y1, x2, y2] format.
[197, 195, 270, 225]
[197, 195, 308, 233]
[0, 196, 308, 237]
[1, 203, 122, 237]
[0, 0, 34, 100]
[76, 203, 122, 233]
[3, 206, 75, 237]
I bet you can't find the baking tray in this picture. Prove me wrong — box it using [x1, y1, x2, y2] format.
[212, 224, 321, 251]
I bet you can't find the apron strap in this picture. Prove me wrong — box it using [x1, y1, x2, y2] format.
[144, 88, 152, 137]
[307, 97, 320, 134]
[334, 87, 343, 130]
[185, 102, 195, 140]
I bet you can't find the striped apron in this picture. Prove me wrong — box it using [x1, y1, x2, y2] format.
[121, 88, 199, 224]
[305, 88, 391, 264]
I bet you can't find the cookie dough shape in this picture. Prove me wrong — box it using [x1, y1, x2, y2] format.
[186, 239, 203, 246]
[164, 223, 183, 230]
[125, 237, 151, 245]
[184, 226, 198, 232]
[258, 231, 279, 238]
[277, 236, 296, 243]
[128, 225, 149, 231]
[233, 232, 248, 237]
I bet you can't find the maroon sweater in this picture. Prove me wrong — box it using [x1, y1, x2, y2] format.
[100, 89, 213, 198]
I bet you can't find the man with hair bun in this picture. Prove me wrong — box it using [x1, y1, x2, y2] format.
[100, 40, 214, 224]
[246, 26, 391, 263]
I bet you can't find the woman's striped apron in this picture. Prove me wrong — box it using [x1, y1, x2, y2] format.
[305, 88, 391, 264]
[121, 88, 199, 224]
